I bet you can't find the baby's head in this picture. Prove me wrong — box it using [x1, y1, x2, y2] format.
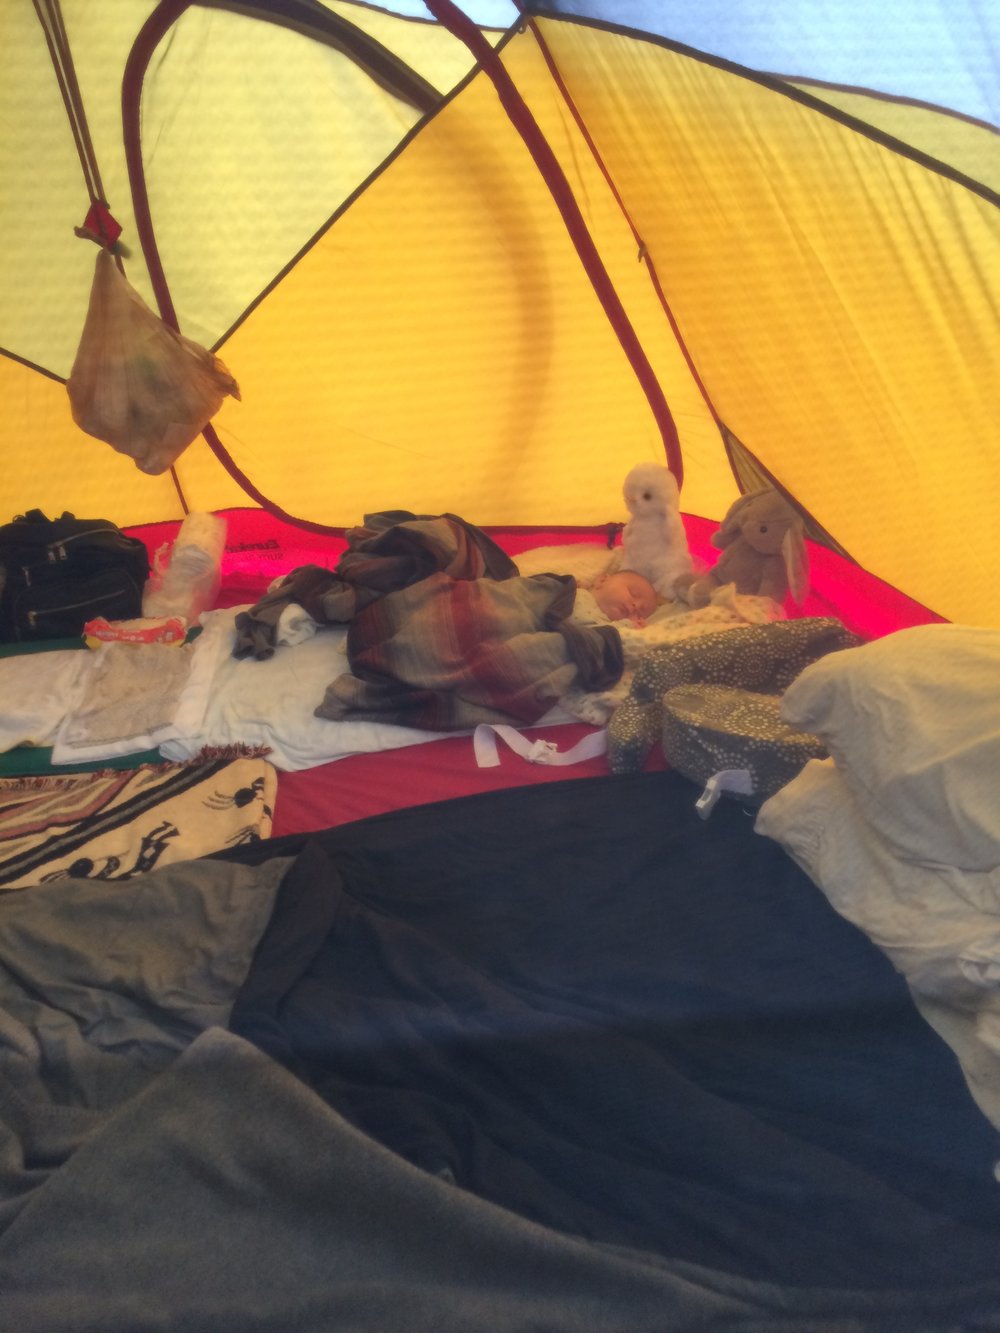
[591, 570, 659, 625]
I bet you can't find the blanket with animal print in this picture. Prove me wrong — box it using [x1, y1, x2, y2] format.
[0, 756, 276, 889]
[316, 571, 624, 731]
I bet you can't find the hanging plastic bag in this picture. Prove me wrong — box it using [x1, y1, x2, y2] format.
[66, 249, 240, 475]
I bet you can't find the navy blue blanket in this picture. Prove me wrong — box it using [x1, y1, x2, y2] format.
[229, 772, 1000, 1297]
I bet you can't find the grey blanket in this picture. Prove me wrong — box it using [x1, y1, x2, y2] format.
[0, 855, 288, 1230]
[2, 1026, 991, 1333]
[0, 847, 997, 1331]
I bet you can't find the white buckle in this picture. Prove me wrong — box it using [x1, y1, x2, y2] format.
[695, 769, 754, 818]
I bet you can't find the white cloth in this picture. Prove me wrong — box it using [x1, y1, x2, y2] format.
[159, 607, 452, 770]
[473, 724, 607, 769]
[570, 586, 611, 626]
[50, 628, 222, 764]
[780, 624, 1000, 872]
[274, 603, 318, 647]
[757, 758, 1000, 1131]
[756, 624, 1000, 1132]
[160, 607, 577, 772]
[0, 651, 85, 753]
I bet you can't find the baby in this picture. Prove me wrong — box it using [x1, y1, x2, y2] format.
[575, 569, 659, 628]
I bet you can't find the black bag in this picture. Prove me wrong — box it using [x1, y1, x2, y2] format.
[0, 509, 150, 644]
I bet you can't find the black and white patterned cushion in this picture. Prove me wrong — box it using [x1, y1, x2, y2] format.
[606, 618, 861, 776]
[661, 684, 828, 801]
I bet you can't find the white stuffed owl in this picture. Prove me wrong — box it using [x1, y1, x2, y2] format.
[619, 461, 693, 599]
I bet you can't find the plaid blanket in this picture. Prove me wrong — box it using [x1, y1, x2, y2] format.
[316, 572, 624, 731]
[234, 512, 517, 660]
[0, 756, 276, 889]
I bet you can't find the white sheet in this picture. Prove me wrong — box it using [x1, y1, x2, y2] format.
[0, 650, 85, 753]
[157, 606, 579, 772]
[157, 607, 449, 770]
[50, 632, 220, 764]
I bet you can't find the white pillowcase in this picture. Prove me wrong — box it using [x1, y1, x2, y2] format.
[514, 544, 618, 585]
[780, 624, 1000, 872]
[757, 759, 1000, 1003]
[756, 758, 1000, 1129]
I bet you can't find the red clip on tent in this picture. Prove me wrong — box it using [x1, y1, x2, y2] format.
[2, 0, 998, 627]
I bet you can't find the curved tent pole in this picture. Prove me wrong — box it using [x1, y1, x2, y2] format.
[33, 0, 114, 246]
[423, 0, 684, 487]
[121, 0, 191, 332]
[121, 0, 438, 534]
[122, 0, 226, 522]
[123, 0, 684, 519]
[517, 13, 914, 549]
[208, 0, 442, 114]
[33, 0, 190, 509]
[523, 21, 723, 437]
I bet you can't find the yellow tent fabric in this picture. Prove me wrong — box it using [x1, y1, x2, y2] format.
[1, 2, 997, 625]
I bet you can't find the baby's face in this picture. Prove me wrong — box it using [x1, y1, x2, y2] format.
[592, 571, 658, 624]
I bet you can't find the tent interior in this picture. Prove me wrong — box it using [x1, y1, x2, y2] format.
[1, 1, 999, 1327]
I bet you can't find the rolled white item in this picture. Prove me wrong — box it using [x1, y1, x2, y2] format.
[143, 511, 227, 623]
[172, 511, 227, 565]
[276, 603, 318, 647]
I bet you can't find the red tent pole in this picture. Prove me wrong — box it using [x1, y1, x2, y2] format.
[423, 0, 684, 486]
[121, 1, 343, 532]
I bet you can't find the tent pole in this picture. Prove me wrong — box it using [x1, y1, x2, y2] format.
[424, 0, 685, 488]
[523, 18, 722, 437]
[121, 0, 341, 532]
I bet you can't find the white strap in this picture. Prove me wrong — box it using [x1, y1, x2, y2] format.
[694, 768, 755, 818]
[474, 724, 607, 769]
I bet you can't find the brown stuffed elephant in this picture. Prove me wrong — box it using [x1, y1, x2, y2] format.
[674, 488, 809, 608]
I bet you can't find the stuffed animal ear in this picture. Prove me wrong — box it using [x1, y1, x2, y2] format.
[782, 527, 809, 604]
[713, 492, 758, 549]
